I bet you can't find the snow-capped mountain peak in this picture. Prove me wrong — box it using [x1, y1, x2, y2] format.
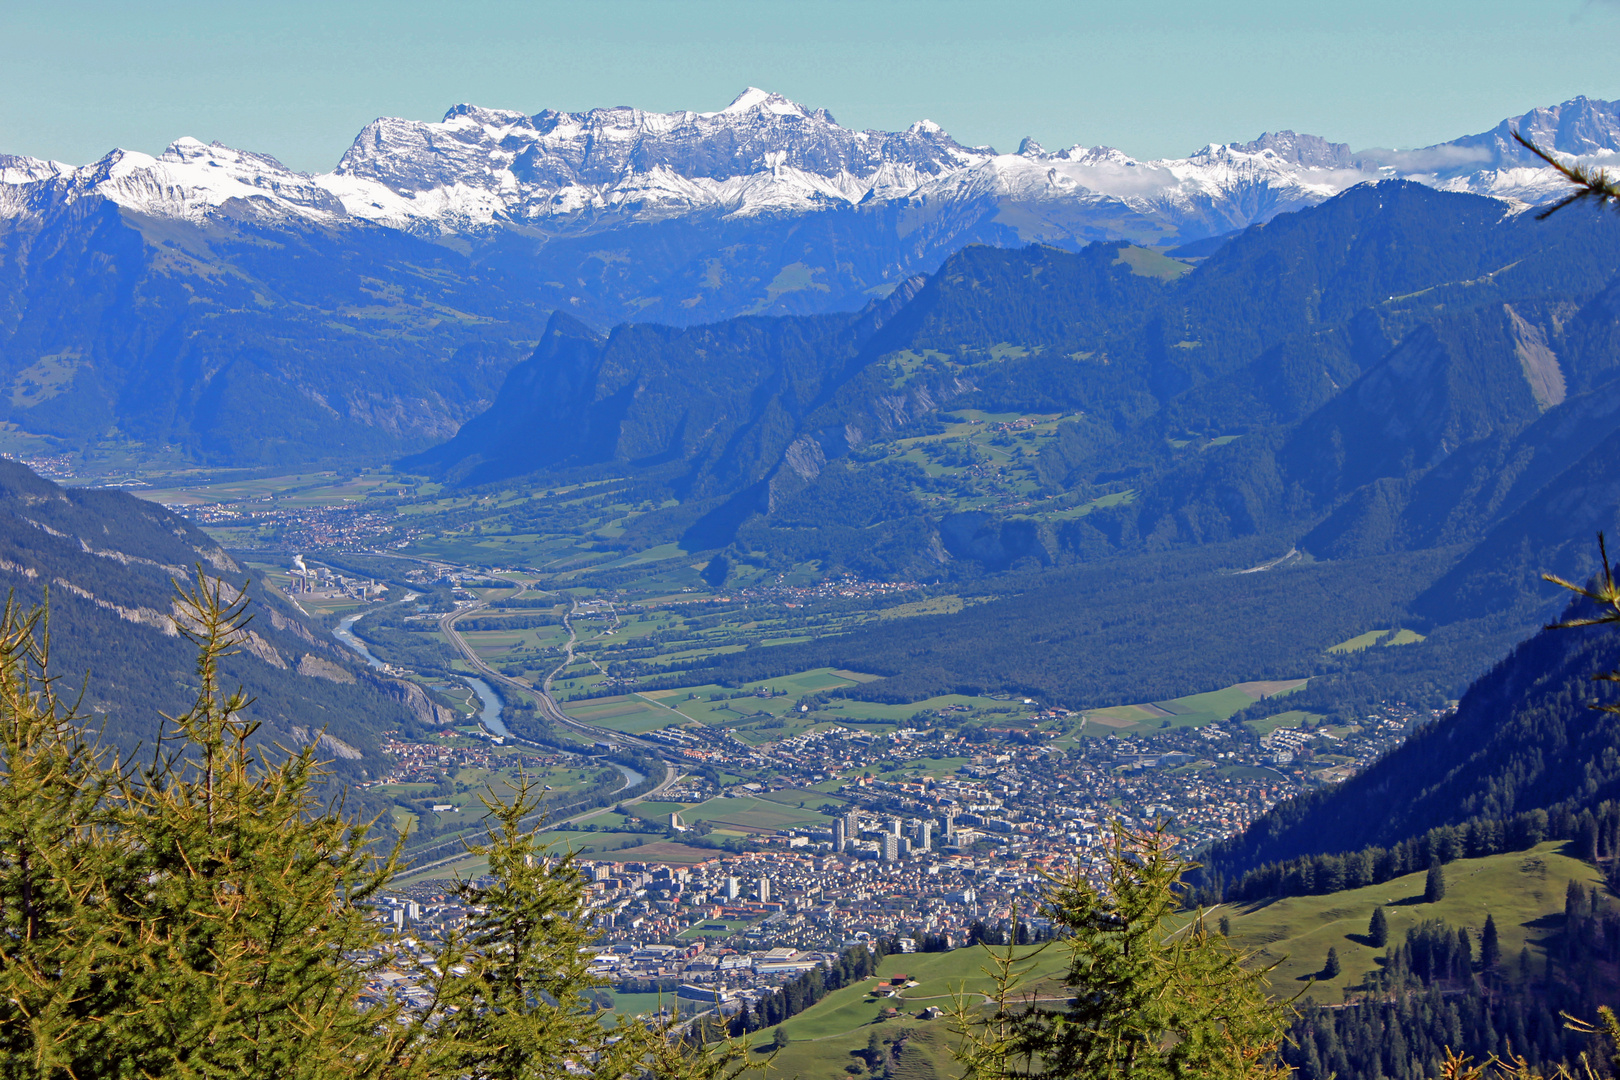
[1226, 130, 1356, 169]
[716, 86, 815, 118]
[5, 91, 1620, 247]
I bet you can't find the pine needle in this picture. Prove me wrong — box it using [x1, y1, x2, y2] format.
[1512, 129, 1620, 219]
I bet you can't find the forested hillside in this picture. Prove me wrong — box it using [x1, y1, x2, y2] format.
[0, 461, 433, 785]
[420, 184, 1620, 585]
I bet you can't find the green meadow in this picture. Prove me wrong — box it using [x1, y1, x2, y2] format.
[1085, 679, 1308, 735]
[1224, 841, 1600, 993]
[765, 945, 1071, 1079]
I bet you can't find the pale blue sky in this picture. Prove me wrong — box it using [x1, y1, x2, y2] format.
[6, 0, 1620, 172]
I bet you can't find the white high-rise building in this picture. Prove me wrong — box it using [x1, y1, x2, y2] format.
[882, 833, 901, 862]
[725, 877, 740, 901]
[757, 877, 771, 903]
[913, 820, 932, 853]
[835, 818, 847, 850]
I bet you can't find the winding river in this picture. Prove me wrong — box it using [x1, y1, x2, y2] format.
[332, 609, 510, 739]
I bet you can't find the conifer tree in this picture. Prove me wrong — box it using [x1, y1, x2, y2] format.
[0, 579, 414, 1077]
[1426, 859, 1447, 903]
[1369, 905, 1389, 948]
[1322, 947, 1340, 980]
[0, 578, 754, 1080]
[1481, 913, 1501, 972]
[0, 595, 120, 1074]
[952, 821, 1290, 1080]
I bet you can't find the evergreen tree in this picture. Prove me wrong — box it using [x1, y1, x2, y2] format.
[952, 821, 1290, 1080]
[0, 580, 415, 1078]
[0, 580, 754, 1080]
[1322, 947, 1341, 980]
[1369, 905, 1389, 948]
[1426, 858, 1447, 903]
[0, 597, 123, 1073]
[1482, 913, 1501, 972]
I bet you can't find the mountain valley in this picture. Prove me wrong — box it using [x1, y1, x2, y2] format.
[12, 83, 1620, 1078]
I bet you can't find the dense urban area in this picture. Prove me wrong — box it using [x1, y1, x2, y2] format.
[356, 698, 1429, 1017]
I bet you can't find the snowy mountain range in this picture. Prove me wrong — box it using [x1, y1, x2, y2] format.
[6, 89, 1619, 244]
[1, 90, 1618, 468]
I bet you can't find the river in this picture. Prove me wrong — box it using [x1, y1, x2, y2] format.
[462, 675, 510, 738]
[333, 610, 510, 739]
[333, 611, 384, 669]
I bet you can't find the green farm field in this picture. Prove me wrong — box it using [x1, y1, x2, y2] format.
[1244, 709, 1327, 735]
[683, 795, 832, 832]
[1327, 629, 1390, 654]
[755, 788, 847, 809]
[563, 695, 677, 733]
[1085, 679, 1307, 735]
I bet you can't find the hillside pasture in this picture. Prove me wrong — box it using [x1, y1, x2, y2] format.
[1226, 841, 1601, 993]
[766, 946, 1071, 1079]
[1328, 629, 1390, 654]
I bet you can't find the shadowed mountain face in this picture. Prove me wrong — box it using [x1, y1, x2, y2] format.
[0, 460, 436, 778]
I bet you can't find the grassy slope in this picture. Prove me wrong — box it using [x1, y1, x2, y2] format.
[766, 843, 1599, 1078]
[1225, 840, 1600, 993]
[766, 947, 1069, 1079]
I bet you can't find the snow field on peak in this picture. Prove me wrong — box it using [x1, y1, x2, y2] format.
[3, 90, 1619, 241]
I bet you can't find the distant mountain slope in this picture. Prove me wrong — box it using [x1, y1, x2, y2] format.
[425, 183, 1620, 583]
[2, 93, 1619, 465]
[0, 461, 436, 781]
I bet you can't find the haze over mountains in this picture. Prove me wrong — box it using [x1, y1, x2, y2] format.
[3, 91, 1620, 466]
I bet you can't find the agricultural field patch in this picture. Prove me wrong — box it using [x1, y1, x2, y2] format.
[1328, 630, 1391, 654]
[683, 795, 832, 831]
[1385, 628, 1427, 646]
[1086, 704, 1170, 728]
[1081, 678, 1309, 735]
[562, 695, 673, 733]
[586, 841, 716, 864]
[755, 788, 843, 810]
[1244, 710, 1327, 736]
[878, 596, 965, 619]
[625, 800, 692, 821]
